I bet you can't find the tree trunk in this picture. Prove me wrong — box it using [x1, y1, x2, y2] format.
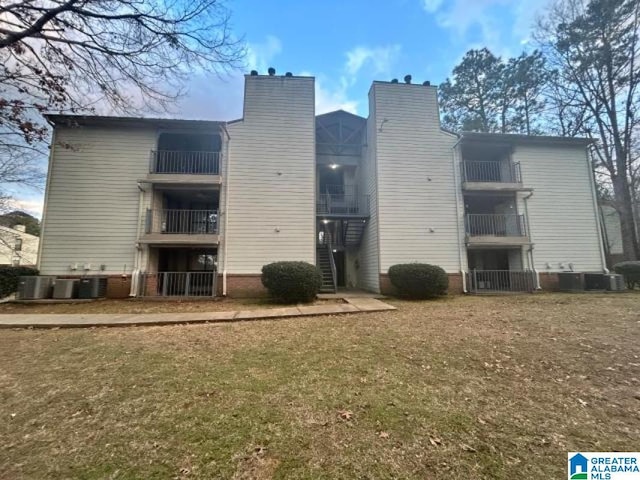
[611, 174, 640, 260]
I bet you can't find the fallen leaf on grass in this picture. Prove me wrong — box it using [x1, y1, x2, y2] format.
[378, 431, 390, 439]
[460, 443, 477, 453]
[429, 436, 442, 446]
[338, 410, 353, 421]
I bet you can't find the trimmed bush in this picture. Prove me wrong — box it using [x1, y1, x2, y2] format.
[0, 266, 38, 298]
[261, 261, 322, 303]
[388, 263, 448, 299]
[613, 261, 640, 289]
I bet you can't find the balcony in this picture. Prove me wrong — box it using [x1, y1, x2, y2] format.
[317, 184, 370, 217]
[461, 161, 528, 191]
[465, 213, 530, 246]
[139, 209, 219, 245]
[466, 270, 536, 293]
[147, 150, 221, 186]
[138, 271, 217, 297]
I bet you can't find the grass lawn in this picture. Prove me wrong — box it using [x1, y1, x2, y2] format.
[1, 293, 639, 479]
[0, 297, 339, 315]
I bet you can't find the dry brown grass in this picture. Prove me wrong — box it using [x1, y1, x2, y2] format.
[0, 293, 639, 479]
[0, 297, 338, 314]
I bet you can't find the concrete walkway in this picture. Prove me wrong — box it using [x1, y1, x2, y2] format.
[0, 297, 396, 329]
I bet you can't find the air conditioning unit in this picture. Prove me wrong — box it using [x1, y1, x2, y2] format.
[78, 276, 108, 299]
[604, 274, 626, 291]
[558, 272, 585, 292]
[16, 276, 54, 300]
[584, 273, 606, 291]
[53, 279, 79, 299]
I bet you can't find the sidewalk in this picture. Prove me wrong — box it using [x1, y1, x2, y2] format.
[0, 297, 396, 329]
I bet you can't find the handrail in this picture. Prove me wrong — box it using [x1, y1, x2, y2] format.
[145, 209, 218, 234]
[150, 150, 220, 175]
[142, 271, 216, 297]
[461, 160, 522, 183]
[467, 269, 535, 293]
[327, 235, 337, 293]
[465, 213, 527, 237]
[316, 193, 370, 215]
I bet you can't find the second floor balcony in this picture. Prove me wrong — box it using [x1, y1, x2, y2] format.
[140, 209, 219, 245]
[147, 150, 221, 186]
[461, 161, 525, 191]
[465, 213, 530, 246]
[317, 185, 370, 217]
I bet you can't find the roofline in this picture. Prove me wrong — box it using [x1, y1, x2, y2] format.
[460, 131, 594, 146]
[0, 224, 38, 238]
[44, 114, 226, 129]
[315, 109, 366, 121]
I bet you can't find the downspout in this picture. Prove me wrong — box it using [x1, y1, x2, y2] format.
[586, 147, 609, 273]
[129, 181, 146, 296]
[522, 191, 541, 289]
[221, 125, 231, 296]
[450, 136, 467, 293]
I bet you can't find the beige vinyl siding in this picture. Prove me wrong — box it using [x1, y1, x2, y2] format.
[224, 76, 315, 273]
[39, 126, 155, 275]
[515, 145, 605, 272]
[372, 82, 462, 273]
[357, 94, 380, 291]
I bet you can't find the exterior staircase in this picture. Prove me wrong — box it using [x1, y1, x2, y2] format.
[317, 246, 337, 293]
[343, 219, 366, 247]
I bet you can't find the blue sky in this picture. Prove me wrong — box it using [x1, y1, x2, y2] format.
[15, 0, 551, 217]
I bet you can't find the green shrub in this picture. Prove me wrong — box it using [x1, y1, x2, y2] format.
[261, 261, 322, 303]
[388, 263, 449, 299]
[613, 261, 640, 289]
[0, 266, 38, 298]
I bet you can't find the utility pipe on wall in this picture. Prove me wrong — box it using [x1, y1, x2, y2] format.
[450, 136, 467, 293]
[129, 181, 147, 297]
[522, 190, 540, 289]
[221, 125, 231, 296]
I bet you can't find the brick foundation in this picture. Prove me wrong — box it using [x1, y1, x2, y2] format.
[379, 273, 464, 296]
[105, 276, 131, 298]
[538, 272, 560, 292]
[225, 274, 267, 298]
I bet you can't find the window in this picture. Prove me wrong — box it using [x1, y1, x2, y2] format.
[14, 238, 22, 251]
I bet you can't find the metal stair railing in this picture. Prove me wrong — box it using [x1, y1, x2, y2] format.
[327, 234, 338, 293]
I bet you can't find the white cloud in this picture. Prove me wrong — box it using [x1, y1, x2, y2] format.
[422, 0, 551, 52]
[422, 0, 443, 12]
[174, 35, 284, 121]
[345, 45, 401, 79]
[6, 197, 44, 219]
[246, 35, 283, 74]
[315, 78, 359, 115]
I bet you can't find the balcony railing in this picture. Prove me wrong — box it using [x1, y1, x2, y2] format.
[320, 184, 358, 196]
[465, 214, 527, 237]
[317, 194, 370, 216]
[466, 270, 536, 293]
[140, 271, 216, 297]
[462, 161, 522, 183]
[145, 209, 218, 235]
[150, 150, 220, 175]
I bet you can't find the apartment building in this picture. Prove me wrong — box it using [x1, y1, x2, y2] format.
[0, 224, 39, 267]
[38, 73, 607, 297]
